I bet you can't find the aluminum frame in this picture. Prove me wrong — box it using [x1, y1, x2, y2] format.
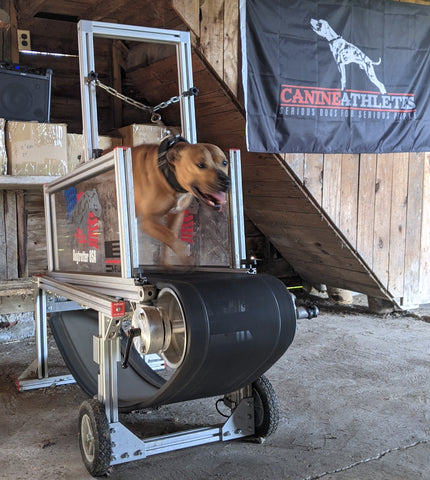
[44, 148, 138, 279]
[78, 19, 197, 163]
[21, 19, 259, 472]
[228, 149, 247, 269]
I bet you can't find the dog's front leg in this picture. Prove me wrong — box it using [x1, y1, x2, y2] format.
[162, 211, 193, 266]
[141, 214, 191, 266]
[339, 63, 346, 90]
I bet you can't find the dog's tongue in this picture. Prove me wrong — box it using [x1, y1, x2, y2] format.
[211, 191, 226, 211]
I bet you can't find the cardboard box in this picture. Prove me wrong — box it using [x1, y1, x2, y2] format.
[67, 134, 122, 172]
[6, 121, 68, 176]
[117, 123, 180, 147]
[0, 119, 6, 175]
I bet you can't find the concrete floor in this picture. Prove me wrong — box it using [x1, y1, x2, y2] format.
[1, 302, 429, 480]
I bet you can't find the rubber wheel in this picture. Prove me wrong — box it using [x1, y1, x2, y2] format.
[78, 399, 112, 477]
[252, 375, 279, 438]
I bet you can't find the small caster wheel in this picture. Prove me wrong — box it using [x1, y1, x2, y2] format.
[78, 399, 112, 477]
[251, 375, 279, 439]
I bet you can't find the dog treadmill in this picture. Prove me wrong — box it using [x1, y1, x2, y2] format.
[17, 20, 306, 477]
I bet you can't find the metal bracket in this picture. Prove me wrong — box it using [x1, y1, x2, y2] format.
[17, 276, 127, 392]
[109, 397, 254, 466]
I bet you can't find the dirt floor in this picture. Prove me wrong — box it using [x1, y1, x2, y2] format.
[1, 299, 429, 480]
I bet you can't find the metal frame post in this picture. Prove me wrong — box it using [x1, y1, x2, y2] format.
[17, 284, 76, 391]
[34, 288, 48, 379]
[229, 149, 247, 269]
[77, 20, 197, 163]
[96, 313, 121, 423]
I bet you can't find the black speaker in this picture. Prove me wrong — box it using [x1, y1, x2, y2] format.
[0, 63, 52, 122]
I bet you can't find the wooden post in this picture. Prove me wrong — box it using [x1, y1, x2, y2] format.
[112, 40, 126, 129]
[16, 190, 27, 278]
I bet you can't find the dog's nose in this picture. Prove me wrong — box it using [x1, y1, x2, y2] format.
[218, 172, 231, 191]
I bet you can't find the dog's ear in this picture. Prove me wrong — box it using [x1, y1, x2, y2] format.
[201, 143, 228, 166]
[165, 142, 188, 164]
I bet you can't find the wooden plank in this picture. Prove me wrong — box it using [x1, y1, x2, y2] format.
[403, 152, 425, 306]
[244, 181, 315, 198]
[5, 191, 18, 280]
[418, 152, 430, 303]
[26, 192, 48, 276]
[304, 153, 323, 204]
[339, 154, 359, 248]
[200, 0, 225, 78]
[0, 192, 6, 280]
[112, 41, 124, 129]
[372, 153, 393, 288]
[356, 153, 377, 266]
[0, 278, 33, 294]
[223, 0, 239, 95]
[242, 163, 301, 183]
[322, 154, 342, 226]
[270, 228, 360, 261]
[244, 194, 320, 214]
[269, 248, 385, 295]
[0, 176, 58, 189]
[172, 0, 200, 36]
[283, 154, 305, 181]
[249, 210, 329, 228]
[16, 191, 27, 278]
[8, 0, 18, 64]
[16, 0, 48, 21]
[387, 153, 408, 298]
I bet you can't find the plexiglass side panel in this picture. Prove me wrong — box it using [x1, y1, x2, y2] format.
[52, 168, 122, 275]
[137, 197, 231, 267]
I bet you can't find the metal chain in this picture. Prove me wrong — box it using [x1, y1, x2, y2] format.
[88, 71, 198, 123]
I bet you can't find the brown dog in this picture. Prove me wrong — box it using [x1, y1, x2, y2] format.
[131, 136, 230, 265]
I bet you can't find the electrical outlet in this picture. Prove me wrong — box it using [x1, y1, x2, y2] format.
[17, 29, 31, 51]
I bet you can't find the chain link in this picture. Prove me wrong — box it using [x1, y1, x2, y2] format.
[89, 72, 198, 123]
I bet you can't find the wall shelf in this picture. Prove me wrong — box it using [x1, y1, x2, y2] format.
[0, 176, 59, 190]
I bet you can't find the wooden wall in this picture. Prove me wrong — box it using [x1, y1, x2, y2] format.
[173, 0, 239, 97]
[0, 190, 47, 281]
[283, 153, 430, 307]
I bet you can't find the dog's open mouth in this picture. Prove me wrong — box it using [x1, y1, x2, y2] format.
[191, 186, 226, 212]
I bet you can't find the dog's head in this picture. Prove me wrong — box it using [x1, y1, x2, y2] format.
[310, 19, 331, 39]
[166, 142, 230, 212]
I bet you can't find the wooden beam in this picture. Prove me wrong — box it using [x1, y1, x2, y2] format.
[200, 0, 224, 78]
[223, 0, 239, 95]
[112, 40, 124, 128]
[16, 190, 27, 278]
[172, 0, 200, 37]
[8, 0, 18, 63]
[15, 0, 46, 22]
[0, 192, 6, 280]
[5, 191, 18, 280]
[80, 0, 131, 22]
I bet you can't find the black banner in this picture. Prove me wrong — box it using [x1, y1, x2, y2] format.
[241, 0, 430, 153]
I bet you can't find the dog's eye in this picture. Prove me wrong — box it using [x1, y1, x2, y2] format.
[222, 160, 228, 167]
[197, 162, 206, 169]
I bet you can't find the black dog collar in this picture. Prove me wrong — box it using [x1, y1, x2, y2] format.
[158, 134, 189, 193]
